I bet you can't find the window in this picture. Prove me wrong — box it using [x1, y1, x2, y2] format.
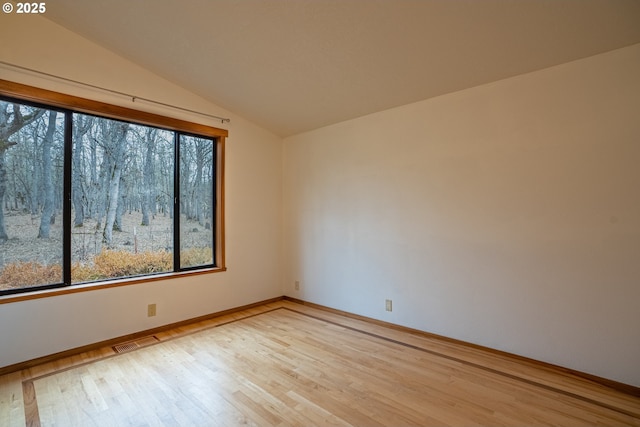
[0, 103, 65, 291]
[0, 80, 226, 296]
[179, 134, 216, 269]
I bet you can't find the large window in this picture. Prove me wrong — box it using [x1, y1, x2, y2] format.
[0, 81, 226, 297]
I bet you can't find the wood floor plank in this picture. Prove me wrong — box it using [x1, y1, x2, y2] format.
[0, 372, 26, 427]
[3, 301, 639, 426]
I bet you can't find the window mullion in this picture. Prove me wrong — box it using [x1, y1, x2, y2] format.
[63, 111, 73, 285]
[173, 132, 181, 272]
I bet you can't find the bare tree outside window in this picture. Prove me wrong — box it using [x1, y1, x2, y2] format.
[0, 102, 64, 291]
[180, 134, 215, 269]
[70, 114, 176, 283]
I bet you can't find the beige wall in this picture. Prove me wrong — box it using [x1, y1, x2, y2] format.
[283, 44, 640, 386]
[0, 16, 283, 368]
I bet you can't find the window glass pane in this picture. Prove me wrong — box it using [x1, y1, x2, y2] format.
[179, 134, 214, 269]
[71, 114, 174, 283]
[0, 101, 64, 292]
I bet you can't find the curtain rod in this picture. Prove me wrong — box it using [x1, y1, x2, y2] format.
[0, 60, 231, 124]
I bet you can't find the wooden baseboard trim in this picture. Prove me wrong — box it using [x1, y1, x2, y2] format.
[3, 294, 638, 398]
[0, 296, 283, 377]
[283, 296, 640, 398]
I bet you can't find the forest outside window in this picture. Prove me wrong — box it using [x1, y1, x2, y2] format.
[0, 81, 226, 297]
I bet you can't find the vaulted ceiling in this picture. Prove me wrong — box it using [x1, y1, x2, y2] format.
[44, 0, 640, 137]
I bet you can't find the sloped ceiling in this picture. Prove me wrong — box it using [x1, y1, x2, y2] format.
[44, 0, 640, 137]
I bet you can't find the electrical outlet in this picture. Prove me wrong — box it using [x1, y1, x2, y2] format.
[385, 299, 392, 312]
[294, 280, 300, 290]
[147, 303, 157, 317]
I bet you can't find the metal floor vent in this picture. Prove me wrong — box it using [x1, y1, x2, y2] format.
[113, 336, 160, 354]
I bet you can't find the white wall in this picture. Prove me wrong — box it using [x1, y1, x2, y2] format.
[283, 44, 640, 386]
[0, 16, 282, 368]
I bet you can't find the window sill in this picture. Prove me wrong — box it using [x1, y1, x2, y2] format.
[0, 267, 227, 305]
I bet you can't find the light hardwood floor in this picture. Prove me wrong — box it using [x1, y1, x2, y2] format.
[1, 300, 639, 426]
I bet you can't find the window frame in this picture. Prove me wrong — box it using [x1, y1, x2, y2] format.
[0, 79, 227, 302]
